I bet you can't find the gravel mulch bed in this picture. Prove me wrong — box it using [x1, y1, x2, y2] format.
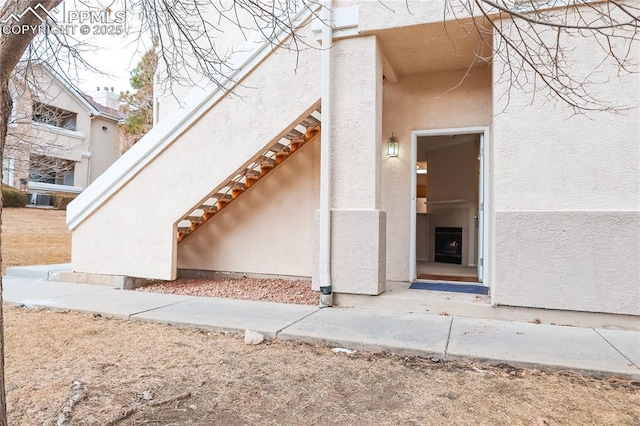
[137, 276, 318, 305]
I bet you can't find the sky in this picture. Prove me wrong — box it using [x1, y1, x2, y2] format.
[67, 9, 150, 95]
[75, 34, 147, 95]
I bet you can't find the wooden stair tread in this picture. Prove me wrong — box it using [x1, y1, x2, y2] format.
[269, 142, 286, 152]
[300, 115, 320, 127]
[257, 155, 276, 164]
[227, 181, 246, 189]
[284, 129, 303, 140]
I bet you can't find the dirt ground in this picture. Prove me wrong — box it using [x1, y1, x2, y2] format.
[1, 207, 639, 424]
[1, 207, 71, 275]
[5, 308, 640, 425]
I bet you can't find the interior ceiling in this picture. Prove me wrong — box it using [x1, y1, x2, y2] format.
[377, 18, 492, 77]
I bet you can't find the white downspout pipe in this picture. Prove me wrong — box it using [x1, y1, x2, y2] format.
[319, 0, 333, 307]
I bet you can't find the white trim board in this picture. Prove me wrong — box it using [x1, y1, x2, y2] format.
[29, 181, 83, 194]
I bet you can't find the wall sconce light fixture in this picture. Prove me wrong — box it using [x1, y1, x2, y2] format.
[386, 133, 399, 157]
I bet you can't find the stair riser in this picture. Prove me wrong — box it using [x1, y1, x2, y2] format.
[260, 163, 275, 176]
[246, 175, 260, 187]
[275, 152, 289, 164]
[290, 141, 304, 152]
[232, 187, 245, 198]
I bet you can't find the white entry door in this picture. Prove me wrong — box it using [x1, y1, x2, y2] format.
[477, 133, 485, 282]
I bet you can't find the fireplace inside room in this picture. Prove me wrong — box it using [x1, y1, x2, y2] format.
[435, 227, 463, 264]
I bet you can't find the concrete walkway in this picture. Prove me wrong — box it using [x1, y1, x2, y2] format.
[3, 266, 639, 380]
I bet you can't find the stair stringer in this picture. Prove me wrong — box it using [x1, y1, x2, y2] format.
[70, 32, 321, 280]
[174, 104, 320, 242]
[178, 132, 320, 277]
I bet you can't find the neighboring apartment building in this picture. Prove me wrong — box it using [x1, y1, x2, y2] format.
[5, 64, 124, 204]
[68, 2, 639, 320]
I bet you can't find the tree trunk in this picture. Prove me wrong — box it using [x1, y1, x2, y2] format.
[0, 1, 63, 423]
[0, 76, 10, 426]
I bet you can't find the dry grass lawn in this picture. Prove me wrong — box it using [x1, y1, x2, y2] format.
[1, 207, 71, 274]
[1, 207, 639, 424]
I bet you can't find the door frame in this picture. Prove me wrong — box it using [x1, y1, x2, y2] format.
[409, 126, 490, 286]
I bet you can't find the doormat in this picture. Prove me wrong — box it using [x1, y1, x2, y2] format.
[409, 281, 489, 295]
[417, 274, 480, 283]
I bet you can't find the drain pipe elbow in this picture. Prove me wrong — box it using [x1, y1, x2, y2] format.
[319, 264, 332, 307]
[319, 0, 333, 308]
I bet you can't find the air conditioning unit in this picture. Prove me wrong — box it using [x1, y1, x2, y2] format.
[30, 193, 51, 206]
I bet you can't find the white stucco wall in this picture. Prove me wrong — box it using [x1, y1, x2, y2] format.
[72, 26, 321, 280]
[381, 67, 493, 281]
[334, 0, 477, 32]
[155, 1, 307, 123]
[88, 117, 119, 184]
[177, 135, 320, 276]
[491, 16, 640, 315]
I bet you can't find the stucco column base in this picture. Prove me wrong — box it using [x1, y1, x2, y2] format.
[313, 209, 386, 295]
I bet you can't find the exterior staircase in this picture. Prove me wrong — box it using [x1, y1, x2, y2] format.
[176, 104, 321, 242]
[67, 10, 321, 281]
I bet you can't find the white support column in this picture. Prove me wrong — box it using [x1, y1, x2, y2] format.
[327, 35, 386, 295]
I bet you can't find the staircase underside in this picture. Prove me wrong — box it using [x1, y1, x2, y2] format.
[177, 102, 322, 242]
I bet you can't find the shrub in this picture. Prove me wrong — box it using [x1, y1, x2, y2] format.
[2, 184, 27, 208]
[50, 192, 78, 210]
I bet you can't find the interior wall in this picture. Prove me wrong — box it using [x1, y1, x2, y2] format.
[382, 67, 492, 281]
[419, 139, 478, 265]
[178, 136, 319, 277]
[423, 141, 476, 202]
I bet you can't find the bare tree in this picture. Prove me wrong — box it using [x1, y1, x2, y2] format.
[0, 0, 639, 423]
[447, 0, 640, 112]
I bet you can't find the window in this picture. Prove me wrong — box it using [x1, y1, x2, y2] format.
[32, 102, 77, 131]
[9, 92, 17, 125]
[2, 157, 15, 186]
[29, 154, 75, 186]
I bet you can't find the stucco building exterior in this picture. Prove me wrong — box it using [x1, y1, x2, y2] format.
[67, 2, 639, 320]
[5, 64, 123, 201]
